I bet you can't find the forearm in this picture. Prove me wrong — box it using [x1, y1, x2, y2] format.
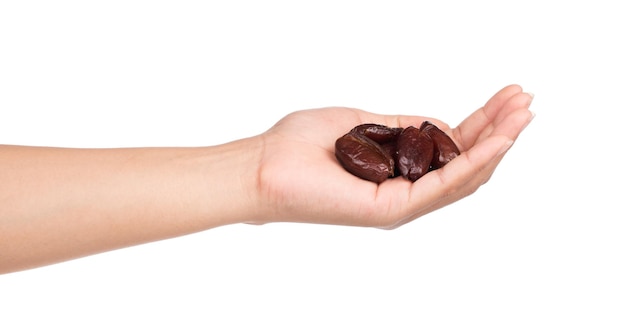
[0, 139, 261, 274]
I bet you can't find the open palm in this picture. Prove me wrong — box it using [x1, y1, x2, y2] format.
[255, 85, 533, 228]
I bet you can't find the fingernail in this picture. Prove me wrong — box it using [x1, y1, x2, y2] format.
[497, 140, 514, 157]
[522, 111, 536, 131]
[526, 92, 535, 106]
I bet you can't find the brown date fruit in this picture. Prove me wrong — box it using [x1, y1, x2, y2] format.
[335, 121, 460, 183]
[335, 131, 395, 183]
[396, 126, 433, 182]
[380, 141, 401, 177]
[350, 123, 403, 143]
[353, 123, 403, 177]
[419, 121, 461, 169]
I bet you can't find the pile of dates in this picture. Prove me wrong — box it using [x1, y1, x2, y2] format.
[335, 121, 460, 183]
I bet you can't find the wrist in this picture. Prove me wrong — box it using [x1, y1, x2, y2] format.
[195, 136, 265, 226]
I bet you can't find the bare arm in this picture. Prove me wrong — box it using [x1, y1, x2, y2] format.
[0, 84, 534, 274]
[0, 140, 262, 274]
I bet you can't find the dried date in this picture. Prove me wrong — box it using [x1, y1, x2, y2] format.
[335, 121, 460, 183]
[334, 126, 397, 183]
[420, 121, 461, 169]
[350, 123, 403, 143]
[396, 126, 433, 182]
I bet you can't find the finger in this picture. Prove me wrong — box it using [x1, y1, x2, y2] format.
[483, 84, 525, 121]
[492, 92, 534, 125]
[473, 94, 534, 145]
[430, 108, 534, 208]
[390, 127, 525, 229]
[385, 134, 514, 229]
[453, 84, 524, 151]
[413, 147, 506, 218]
[387, 155, 500, 229]
[387, 107, 535, 228]
[478, 107, 535, 144]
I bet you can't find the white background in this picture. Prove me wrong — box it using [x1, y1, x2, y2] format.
[1, 1, 624, 312]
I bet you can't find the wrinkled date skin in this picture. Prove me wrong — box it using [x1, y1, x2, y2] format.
[396, 126, 433, 182]
[334, 124, 401, 183]
[420, 121, 461, 169]
[335, 121, 460, 183]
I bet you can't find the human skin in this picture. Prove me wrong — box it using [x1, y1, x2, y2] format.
[0, 84, 533, 274]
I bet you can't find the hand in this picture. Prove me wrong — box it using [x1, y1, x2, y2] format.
[252, 84, 534, 228]
[0, 84, 533, 273]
